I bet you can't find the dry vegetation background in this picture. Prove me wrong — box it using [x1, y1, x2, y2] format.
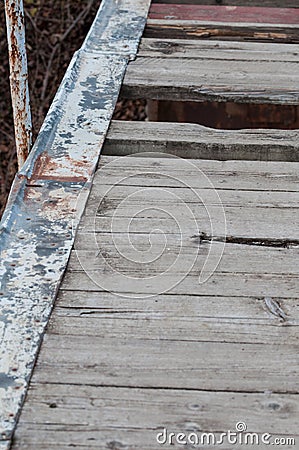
[0, 0, 145, 216]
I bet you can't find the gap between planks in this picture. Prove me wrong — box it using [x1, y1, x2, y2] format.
[104, 120, 299, 162]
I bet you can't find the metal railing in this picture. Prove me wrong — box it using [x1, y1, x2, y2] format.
[4, 0, 32, 168]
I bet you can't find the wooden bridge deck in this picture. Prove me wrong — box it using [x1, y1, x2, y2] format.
[1, 0, 299, 449]
[13, 154, 299, 449]
[13, 153, 299, 448]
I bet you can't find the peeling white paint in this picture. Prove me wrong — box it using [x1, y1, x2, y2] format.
[0, 442, 10, 450]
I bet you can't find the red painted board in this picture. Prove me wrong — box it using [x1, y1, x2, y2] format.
[149, 4, 299, 24]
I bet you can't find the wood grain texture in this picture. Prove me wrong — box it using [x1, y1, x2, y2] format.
[149, 4, 299, 24]
[77, 155, 299, 241]
[49, 291, 299, 345]
[61, 156, 299, 298]
[26, 333, 299, 393]
[78, 206, 299, 241]
[61, 267, 299, 298]
[78, 213, 299, 245]
[138, 38, 299, 61]
[70, 243, 299, 275]
[12, 384, 299, 449]
[95, 155, 299, 191]
[104, 120, 299, 161]
[145, 18, 299, 43]
[122, 49, 299, 103]
[12, 153, 299, 448]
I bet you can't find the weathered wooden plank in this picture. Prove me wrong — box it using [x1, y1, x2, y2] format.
[49, 289, 299, 342]
[105, 120, 299, 161]
[70, 242, 299, 275]
[12, 384, 299, 450]
[149, 4, 299, 24]
[71, 216, 299, 292]
[94, 155, 299, 192]
[12, 430, 299, 450]
[87, 183, 299, 208]
[57, 290, 299, 317]
[75, 155, 299, 244]
[153, 0, 299, 7]
[122, 55, 299, 103]
[83, 156, 299, 244]
[77, 207, 299, 240]
[87, 181, 299, 207]
[79, 213, 299, 245]
[0, 0, 151, 446]
[29, 334, 299, 393]
[145, 19, 299, 43]
[49, 295, 299, 345]
[139, 38, 299, 61]
[61, 269, 299, 298]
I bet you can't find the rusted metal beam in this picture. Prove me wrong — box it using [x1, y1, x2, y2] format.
[0, 0, 151, 447]
[4, 0, 32, 169]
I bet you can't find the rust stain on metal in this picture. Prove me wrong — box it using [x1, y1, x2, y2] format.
[28, 153, 89, 183]
[4, 0, 32, 168]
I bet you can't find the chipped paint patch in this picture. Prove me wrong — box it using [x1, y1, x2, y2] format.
[0, 442, 10, 450]
[84, 0, 149, 58]
[0, 0, 151, 445]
